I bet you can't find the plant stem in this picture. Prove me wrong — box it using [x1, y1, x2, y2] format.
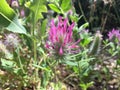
[34, 39, 37, 64]
[32, 15, 38, 89]
[101, 5, 111, 33]
[32, 19, 37, 64]
[78, 0, 87, 23]
[113, 0, 120, 24]
[17, 47, 25, 74]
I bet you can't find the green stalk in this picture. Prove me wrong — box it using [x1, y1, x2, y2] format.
[32, 17, 37, 64]
[113, 0, 120, 24]
[34, 39, 37, 64]
[78, 61, 84, 84]
[31, 12, 38, 89]
[17, 47, 25, 74]
[78, 0, 87, 23]
[101, 5, 111, 33]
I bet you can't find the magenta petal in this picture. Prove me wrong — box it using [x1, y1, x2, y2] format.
[108, 28, 120, 40]
[59, 47, 63, 55]
[45, 42, 50, 49]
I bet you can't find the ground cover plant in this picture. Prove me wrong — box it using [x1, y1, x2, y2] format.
[0, 0, 120, 90]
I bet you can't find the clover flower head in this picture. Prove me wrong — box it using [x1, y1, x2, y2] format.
[11, 0, 19, 8]
[46, 16, 80, 57]
[108, 29, 120, 42]
[4, 33, 20, 49]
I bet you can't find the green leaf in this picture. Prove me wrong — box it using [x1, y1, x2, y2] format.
[70, 15, 80, 22]
[32, 64, 50, 72]
[48, 4, 61, 13]
[61, 0, 72, 12]
[79, 60, 89, 69]
[19, 0, 24, 5]
[5, 16, 27, 34]
[0, 0, 16, 27]
[80, 82, 94, 90]
[79, 22, 89, 31]
[38, 47, 45, 55]
[1, 59, 14, 67]
[65, 61, 77, 66]
[29, 0, 47, 23]
[41, 19, 48, 36]
[0, 0, 26, 34]
[117, 59, 120, 65]
[1, 58, 15, 71]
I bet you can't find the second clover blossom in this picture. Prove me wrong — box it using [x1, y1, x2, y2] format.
[4, 33, 20, 49]
[46, 16, 80, 57]
[108, 29, 120, 42]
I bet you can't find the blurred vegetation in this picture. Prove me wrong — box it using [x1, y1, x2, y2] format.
[0, 0, 120, 90]
[73, 0, 120, 36]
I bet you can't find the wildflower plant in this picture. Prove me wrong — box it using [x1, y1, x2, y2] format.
[0, 0, 120, 89]
[107, 29, 120, 57]
[46, 16, 80, 59]
[108, 28, 120, 43]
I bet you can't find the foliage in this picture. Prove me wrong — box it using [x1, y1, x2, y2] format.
[0, 0, 15, 27]
[73, 0, 120, 33]
[0, 0, 26, 34]
[0, 0, 120, 90]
